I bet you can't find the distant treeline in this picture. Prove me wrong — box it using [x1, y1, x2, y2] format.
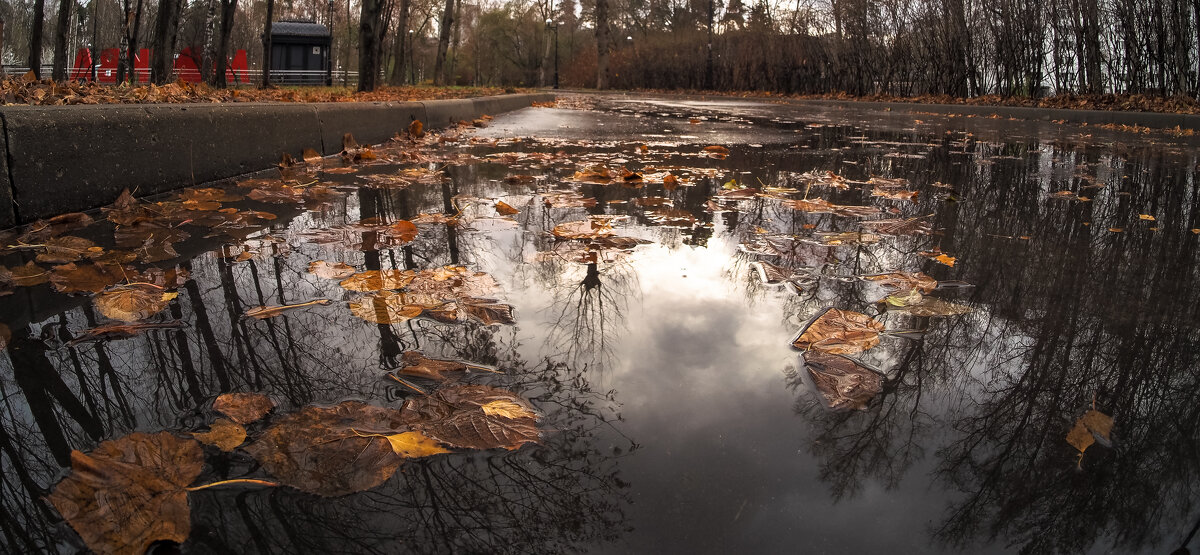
[2, 0, 1196, 97]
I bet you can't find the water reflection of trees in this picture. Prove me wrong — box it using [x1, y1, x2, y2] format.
[0, 169, 630, 554]
[764, 137, 1200, 553]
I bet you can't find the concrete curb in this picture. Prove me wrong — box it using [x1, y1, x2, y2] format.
[0, 92, 554, 228]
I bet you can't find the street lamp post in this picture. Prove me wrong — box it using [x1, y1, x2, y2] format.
[545, 19, 560, 89]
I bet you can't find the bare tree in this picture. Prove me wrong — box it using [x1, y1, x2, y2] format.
[28, 0, 45, 78]
[117, 0, 145, 83]
[51, 0, 71, 81]
[388, 0, 411, 85]
[150, 0, 183, 84]
[433, 0, 455, 85]
[198, 0, 217, 82]
[261, 0, 274, 88]
[595, 0, 609, 88]
[358, 0, 387, 90]
[210, 0, 238, 87]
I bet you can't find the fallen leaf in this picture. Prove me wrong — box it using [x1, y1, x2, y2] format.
[213, 392, 276, 424]
[1138, 214, 1156, 221]
[244, 299, 332, 319]
[861, 272, 938, 293]
[308, 260, 356, 280]
[47, 432, 204, 555]
[3, 261, 50, 286]
[244, 401, 412, 496]
[348, 291, 425, 324]
[409, 119, 424, 138]
[398, 351, 471, 380]
[377, 430, 448, 458]
[495, 200, 520, 215]
[68, 321, 189, 345]
[94, 283, 171, 322]
[804, 351, 885, 410]
[792, 308, 885, 355]
[0, 323, 9, 350]
[919, 250, 957, 267]
[461, 298, 517, 325]
[883, 291, 972, 317]
[193, 418, 248, 452]
[340, 269, 417, 292]
[1067, 409, 1114, 467]
[302, 147, 323, 164]
[37, 236, 97, 264]
[402, 384, 540, 450]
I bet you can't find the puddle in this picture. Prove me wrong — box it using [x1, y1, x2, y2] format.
[1, 97, 1198, 554]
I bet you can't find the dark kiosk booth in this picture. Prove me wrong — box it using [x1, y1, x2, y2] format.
[269, 21, 332, 85]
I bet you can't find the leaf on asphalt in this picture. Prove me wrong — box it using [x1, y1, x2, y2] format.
[37, 236, 99, 264]
[94, 284, 172, 322]
[402, 384, 540, 451]
[398, 351, 472, 381]
[340, 269, 417, 292]
[50, 262, 125, 294]
[461, 298, 517, 325]
[68, 321, 189, 345]
[409, 119, 424, 138]
[348, 291, 425, 324]
[308, 260, 356, 280]
[46, 432, 204, 555]
[193, 418, 248, 452]
[803, 351, 885, 410]
[792, 308, 885, 355]
[495, 200, 520, 215]
[861, 272, 938, 293]
[1067, 409, 1115, 467]
[213, 392, 276, 425]
[883, 290, 972, 317]
[244, 299, 332, 319]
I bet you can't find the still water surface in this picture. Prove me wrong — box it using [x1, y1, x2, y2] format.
[1, 96, 1197, 554]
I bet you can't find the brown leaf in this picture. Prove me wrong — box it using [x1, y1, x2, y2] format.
[0, 323, 10, 350]
[385, 220, 419, 243]
[244, 299, 332, 319]
[861, 272, 938, 293]
[244, 401, 412, 496]
[37, 236, 98, 264]
[2, 261, 50, 286]
[804, 351, 885, 410]
[94, 284, 172, 322]
[193, 418, 247, 452]
[398, 351, 471, 380]
[495, 200, 520, 215]
[213, 392, 276, 425]
[302, 147, 323, 165]
[791, 308, 885, 355]
[552, 217, 619, 240]
[47, 432, 204, 555]
[1067, 409, 1115, 466]
[68, 321, 189, 345]
[307, 260, 356, 280]
[348, 291, 425, 324]
[883, 291, 971, 317]
[461, 298, 517, 325]
[340, 269, 417, 292]
[50, 262, 125, 294]
[409, 119, 424, 138]
[402, 384, 540, 450]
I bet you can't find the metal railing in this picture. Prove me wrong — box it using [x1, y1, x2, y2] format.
[2, 65, 359, 88]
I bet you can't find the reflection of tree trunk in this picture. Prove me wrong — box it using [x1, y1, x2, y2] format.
[8, 327, 102, 466]
[361, 187, 407, 367]
[441, 181, 460, 264]
[82, 305, 136, 428]
[169, 297, 204, 405]
[185, 273, 231, 391]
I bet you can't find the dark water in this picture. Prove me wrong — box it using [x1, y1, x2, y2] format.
[1, 96, 1198, 554]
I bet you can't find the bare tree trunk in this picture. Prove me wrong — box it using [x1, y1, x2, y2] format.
[448, 0, 462, 82]
[150, 0, 182, 84]
[52, 0, 71, 80]
[359, 0, 385, 91]
[29, 0, 46, 78]
[432, 0, 455, 85]
[261, 0, 274, 88]
[1081, 0, 1103, 93]
[199, 0, 217, 83]
[595, 0, 609, 89]
[117, 0, 143, 83]
[211, 0, 238, 87]
[388, 0, 410, 85]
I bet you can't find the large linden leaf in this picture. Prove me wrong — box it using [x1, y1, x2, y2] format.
[47, 432, 204, 555]
[93, 284, 172, 322]
[792, 308, 885, 355]
[213, 392, 276, 424]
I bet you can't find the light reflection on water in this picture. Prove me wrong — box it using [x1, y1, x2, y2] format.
[0, 99, 1197, 554]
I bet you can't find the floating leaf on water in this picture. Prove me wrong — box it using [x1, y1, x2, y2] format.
[348, 291, 425, 324]
[791, 307, 885, 355]
[542, 192, 598, 208]
[882, 290, 972, 317]
[373, 430, 450, 458]
[871, 186, 919, 201]
[340, 269, 417, 292]
[94, 283, 172, 322]
[47, 432, 204, 555]
[402, 384, 540, 451]
[552, 216, 625, 240]
[398, 351, 474, 381]
[861, 272, 938, 293]
[752, 260, 793, 285]
[308, 260, 356, 280]
[2, 261, 50, 286]
[495, 200, 520, 215]
[572, 166, 615, 183]
[51, 262, 125, 294]
[385, 220, 419, 243]
[36, 236, 98, 264]
[860, 216, 933, 236]
[806, 231, 881, 246]
[0, 323, 9, 350]
[244, 401, 413, 497]
[193, 418, 248, 452]
[803, 351, 885, 410]
[919, 250, 957, 267]
[302, 147, 323, 165]
[68, 320, 189, 345]
[703, 145, 730, 159]
[1138, 214, 1156, 221]
[244, 299, 332, 320]
[214, 392, 276, 425]
[18, 212, 94, 243]
[461, 298, 517, 325]
[1067, 409, 1114, 467]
